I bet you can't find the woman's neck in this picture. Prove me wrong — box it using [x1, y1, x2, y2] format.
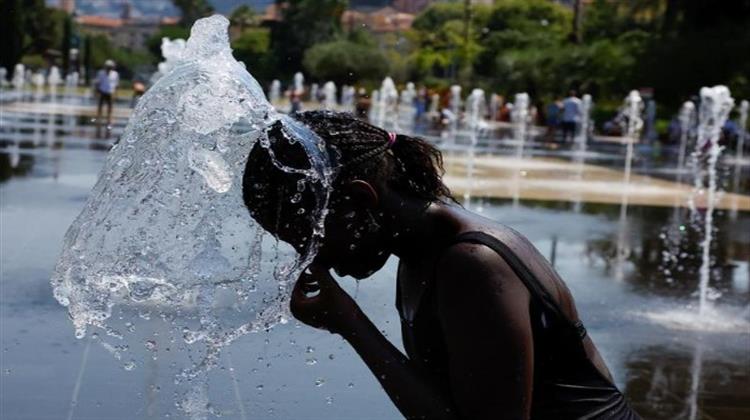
[383, 195, 461, 260]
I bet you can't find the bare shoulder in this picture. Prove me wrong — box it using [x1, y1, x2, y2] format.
[434, 240, 523, 297]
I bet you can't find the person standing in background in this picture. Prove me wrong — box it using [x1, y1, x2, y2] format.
[561, 90, 582, 143]
[94, 59, 119, 130]
[545, 98, 562, 141]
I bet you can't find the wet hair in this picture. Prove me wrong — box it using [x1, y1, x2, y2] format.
[242, 118, 323, 252]
[290, 110, 453, 202]
[242, 111, 454, 245]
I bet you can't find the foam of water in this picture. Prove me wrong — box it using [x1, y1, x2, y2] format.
[322, 81, 337, 110]
[375, 77, 398, 129]
[48, 66, 62, 86]
[269, 79, 281, 104]
[462, 88, 486, 206]
[12, 63, 25, 90]
[636, 305, 750, 333]
[397, 82, 417, 133]
[51, 14, 333, 355]
[151, 37, 187, 84]
[691, 86, 734, 315]
[293, 72, 304, 95]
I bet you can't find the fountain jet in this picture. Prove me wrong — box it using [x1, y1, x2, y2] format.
[690, 86, 734, 315]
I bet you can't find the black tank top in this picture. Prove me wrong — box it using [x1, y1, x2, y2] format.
[396, 230, 641, 420]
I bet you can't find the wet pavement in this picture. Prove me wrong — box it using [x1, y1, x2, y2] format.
[1, 97, 748, 419]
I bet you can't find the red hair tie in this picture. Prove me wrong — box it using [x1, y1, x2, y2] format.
[387, 132, 397, 147]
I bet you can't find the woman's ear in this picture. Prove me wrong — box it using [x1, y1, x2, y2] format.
[347, 180, 379, 208]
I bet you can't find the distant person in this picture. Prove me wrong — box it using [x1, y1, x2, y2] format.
[561, 90, 582, 143]
[355, 88, 371, 120]
[545, 98, 562, 141]
[415, 86, 427, 120]
[667, 116, 682, 145]
[94, 60, 119, 129]
[290, 91, 302, 114]
[131, 80, 146, 107]
[499, 102, 513, 122]
[722, 113, 741, 147]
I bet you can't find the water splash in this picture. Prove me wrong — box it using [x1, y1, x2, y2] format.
[572, 94, 592, 213]
[511, 92, 530, 208]
[462, 88, 485, 206]
[151, 37, 187, 84]
[398, 82, 417, 134]
[51, 13, 333, 372]
[268, 79, 281, 105]
[48, 66, 62, 87]
[448, 85, 462, 145]
[677, 101, 696, 173]
[322, 81, 337, 110]
[375, 77, 398, 130]
[12, 63, 25, 99]
[689, 86, 734, 315]
[614, 90, 644, 281]
[293, 72, 304, 95]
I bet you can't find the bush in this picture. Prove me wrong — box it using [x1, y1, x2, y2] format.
[303, 39, 389, 85]
[232, 28, 272, 82]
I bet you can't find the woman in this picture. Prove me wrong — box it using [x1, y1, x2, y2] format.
[243, 111, 640, 419]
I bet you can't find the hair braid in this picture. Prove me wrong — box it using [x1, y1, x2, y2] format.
[290, 110, 455, 203]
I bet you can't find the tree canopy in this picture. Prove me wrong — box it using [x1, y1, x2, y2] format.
[269, 0, 347, 79]
[303, 31, 389, 84]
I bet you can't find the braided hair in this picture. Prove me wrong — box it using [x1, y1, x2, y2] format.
[291, 110, 454, 203]
[242, 111, 454, 249]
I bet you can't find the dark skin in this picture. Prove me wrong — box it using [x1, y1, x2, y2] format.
[285, 178, 614, 420]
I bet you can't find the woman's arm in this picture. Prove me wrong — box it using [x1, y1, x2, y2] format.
[435, 243, 535, 420]
[342, 306, 458, 419]
[291, 265, 458, 419]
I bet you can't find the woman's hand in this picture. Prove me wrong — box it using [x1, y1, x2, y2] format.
[291, 263, 362, 335]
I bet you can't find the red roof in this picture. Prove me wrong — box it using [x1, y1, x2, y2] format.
[76, 15, 123, 28]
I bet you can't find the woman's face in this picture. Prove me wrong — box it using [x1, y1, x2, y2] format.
[313, 191, 392, 280]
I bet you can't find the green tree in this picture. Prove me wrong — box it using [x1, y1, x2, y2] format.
[408, 2, 491, 81]
[303, 35, 389, 84]
[635, 0, 750, 105]
[61, 14, 72, 73]
[87, 34, 152, 80]
[0, 0, 66, 72]
[0, 0, 24, 75]
[229, 4, 258, 32]
[232, 27, 273, 81]
[173, 0, 214, 27]
[269, 0, 347, 79]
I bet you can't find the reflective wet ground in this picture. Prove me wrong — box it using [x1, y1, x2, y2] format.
[1, 95, 749, 419]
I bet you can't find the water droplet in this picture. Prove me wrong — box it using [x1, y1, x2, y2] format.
[145, 340, 157, 351]
[325, 396, 333, 405]
[256, 384, 264, 391]
[347, 382, 354, 388]
[315, 378, 325, 387]
[306, 358, 317, 366]
[328, 354, 335, 360]
[306, 346, 314, 353]
[123, 361, 136, 371]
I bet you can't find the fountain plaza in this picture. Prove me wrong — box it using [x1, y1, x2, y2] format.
[1, 74, 748, 419]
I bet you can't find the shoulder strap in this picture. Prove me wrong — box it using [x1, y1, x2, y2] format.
[450, 231, 587, 340]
